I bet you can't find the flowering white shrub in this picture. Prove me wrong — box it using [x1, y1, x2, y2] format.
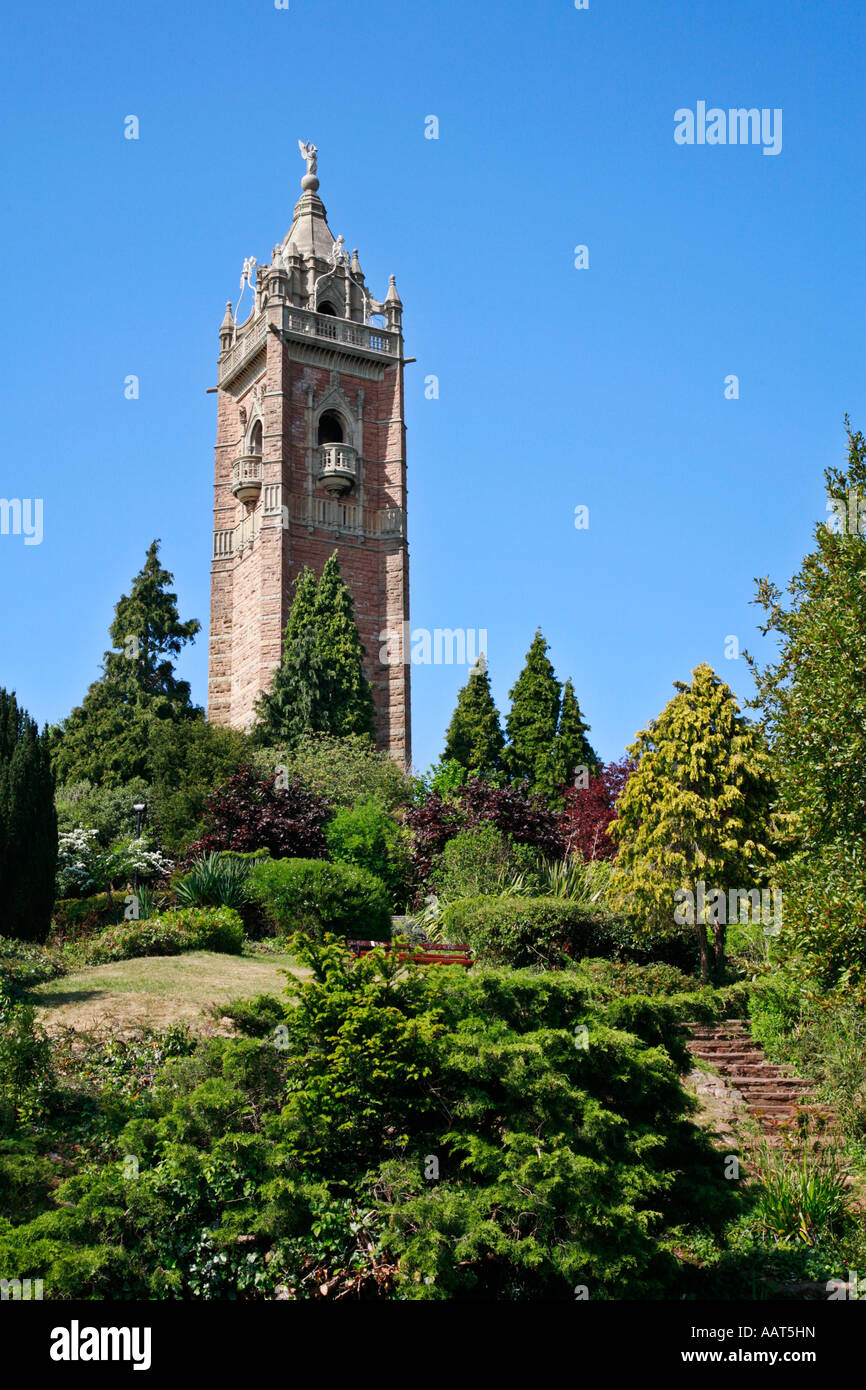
[56, 828, 174, 898]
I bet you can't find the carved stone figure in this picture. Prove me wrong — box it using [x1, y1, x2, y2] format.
[298, 140, 318, 175]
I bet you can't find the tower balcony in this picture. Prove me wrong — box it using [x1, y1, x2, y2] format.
[231, 453, 263, 506]
[317, 443, 357, 495]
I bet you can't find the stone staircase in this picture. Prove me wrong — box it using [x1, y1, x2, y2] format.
[686, 1019, 835, 1145]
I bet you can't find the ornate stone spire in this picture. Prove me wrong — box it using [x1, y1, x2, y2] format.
[284, 139, 335, 262]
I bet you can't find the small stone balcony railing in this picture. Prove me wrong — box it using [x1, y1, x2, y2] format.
[231, 454, 263, 505]
[317, 443, 357, 495]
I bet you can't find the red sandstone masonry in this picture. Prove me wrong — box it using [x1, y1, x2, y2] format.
[208, 228, 410, 764]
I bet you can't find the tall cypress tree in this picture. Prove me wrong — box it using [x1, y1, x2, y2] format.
[504, 630, 562, 788]
[443, 653, 505, 779]
[550, 678, 599, 799]
[52, 541, 201, 785]
[255, 552, 375, 747]
[0, 690, 57, 942]
[315, 553, 376, 738]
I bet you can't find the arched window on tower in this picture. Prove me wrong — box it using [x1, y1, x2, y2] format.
[250, 419, 263, 457]
[317, 410, 344, 445]
[318, 300, 338, 316]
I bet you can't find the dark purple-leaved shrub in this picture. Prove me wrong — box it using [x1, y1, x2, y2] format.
[184, 765, 329, 863]
[405, 776, 565, 885]
[561, 758, 633, 862]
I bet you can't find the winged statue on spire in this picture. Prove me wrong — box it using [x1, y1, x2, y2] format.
[298, 140, 318, 175]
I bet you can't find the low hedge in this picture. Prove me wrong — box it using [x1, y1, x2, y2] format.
[51, 893, 126, 940]
[442, 895, 617, 968]
[85, 907, 245, 965]
[247, 857, 392, 941]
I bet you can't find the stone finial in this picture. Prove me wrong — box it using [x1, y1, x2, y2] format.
[385, 274, 402, 306]
[298, 139, 319, 193]
[219, 300, 235, 351]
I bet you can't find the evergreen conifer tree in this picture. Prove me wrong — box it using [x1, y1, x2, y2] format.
[504, 630, 562, 788]
[255, 552, 375, 747]
[548, 678, 599, 804]
[52, 541, 201, 785]
[443, 654, 505, 779]
[0, 689, 57, 942]
[610, 663, 775, 981]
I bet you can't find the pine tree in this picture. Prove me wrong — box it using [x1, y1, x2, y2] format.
[52, 542, 201, 785]
[254, 552, 375, 747]
[610, 664, 775, 981]
[0, 689, 57, 942]
[504, 630, 561, 790]
[547, 678, 599, 804]
[443, 654, 505, 779]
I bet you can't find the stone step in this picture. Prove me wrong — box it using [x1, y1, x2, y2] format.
[739, 1090, 815, 1104]
[748, 1104, 833, 1121]
[687, 1019, 836, 1142]
[688, 1049, 776, 1064]
[688, 1027, 750, 1039]
[724, 1075, 814, 1089]
[690, 1055, 806, 1077]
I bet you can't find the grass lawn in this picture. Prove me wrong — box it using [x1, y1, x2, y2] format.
[31, 949, 310, 1038]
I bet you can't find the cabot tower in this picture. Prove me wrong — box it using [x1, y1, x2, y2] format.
[207, 142, 410, 763]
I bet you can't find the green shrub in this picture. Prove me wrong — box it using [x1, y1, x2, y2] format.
[429, 824, 521, 900]
[441, 894, 614, 967]
[85, 920, 188, 965]
[772, 845, 866, 997]
[220, 993, 286, 1039]
[254, 733, 414, 812]
[578, 958, 699, 998]
[325, 800, 411, 909]
[0, 937, 67, 995]
[51, 892, 126, 939]
[247, 858, 391, 941]
[55, 778, 152, 844]
[749, 982, 866, 1141]
[86, 907, 244, 964]
[0, 999, 54, 1132]
[0, 948, 743, 1301]
[172, 907, 245, 954]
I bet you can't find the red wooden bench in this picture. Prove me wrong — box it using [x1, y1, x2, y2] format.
[347, 940, 472, 969]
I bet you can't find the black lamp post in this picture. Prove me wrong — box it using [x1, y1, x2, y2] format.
[132, 801, 146, 897]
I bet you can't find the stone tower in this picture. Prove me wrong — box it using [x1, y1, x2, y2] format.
[208, 143, 411, 765]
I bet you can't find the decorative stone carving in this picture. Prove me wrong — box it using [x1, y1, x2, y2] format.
[298, 140, 318, 175]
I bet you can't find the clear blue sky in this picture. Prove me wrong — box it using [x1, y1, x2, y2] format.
[1, 0, 863, 773]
